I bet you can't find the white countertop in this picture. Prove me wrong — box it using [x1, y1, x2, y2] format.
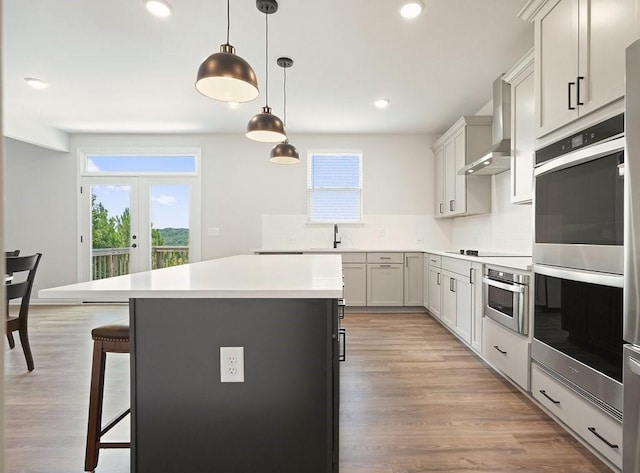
[39, 255, 344, 301]
[255, 248, 533, 272]
[426, 250, 533, 272]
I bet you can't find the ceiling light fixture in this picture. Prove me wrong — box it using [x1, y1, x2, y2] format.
[246, 0, 286, 143]
[195, 0, 259, 103]
[399, 0, 424, 19]
[24, 78, 49, 90]
[270, 57, 299, 165]
[145, 0, 172, 17]
[374, 98, 390, 109]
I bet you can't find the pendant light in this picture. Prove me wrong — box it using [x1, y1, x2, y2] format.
[270, 57, 299, 164]
[195, 0, 259, 103]
[246, 0, 287, 143]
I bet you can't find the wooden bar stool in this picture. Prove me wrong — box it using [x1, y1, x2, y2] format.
[85, 324, 130, 472]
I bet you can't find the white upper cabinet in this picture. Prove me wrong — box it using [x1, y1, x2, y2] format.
[432, 116, 492, 218]
[523, 0, 640, 138]
[504, 50, 535, 204]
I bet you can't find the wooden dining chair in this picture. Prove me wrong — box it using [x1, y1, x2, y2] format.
[6, 253, 42, 371]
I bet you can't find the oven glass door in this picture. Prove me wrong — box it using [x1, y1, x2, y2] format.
[535, 152, 624, 246]
[534, 272, 623, 382]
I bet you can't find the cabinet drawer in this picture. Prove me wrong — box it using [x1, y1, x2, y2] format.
[442, 257, 471, 278]
[427, 254, 442, 268]
[482, 317, 530, 390]
[341, 252, 366, 264]
[531, 363, 622, 469]
[366, 252, 403, 264]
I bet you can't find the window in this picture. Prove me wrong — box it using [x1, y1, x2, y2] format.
[82, 151, 198, 175]
[307, 152, 363, 223]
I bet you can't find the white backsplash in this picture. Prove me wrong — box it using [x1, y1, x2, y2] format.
[450, 171, 533, 254]
[262, 214, 452, 250]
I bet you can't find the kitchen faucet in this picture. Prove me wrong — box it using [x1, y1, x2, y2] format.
[333, 224, 341, 248]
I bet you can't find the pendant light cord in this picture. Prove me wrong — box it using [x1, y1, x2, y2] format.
[265, 13, 269, 106]
[226, 0, 230, 44]
[283, 67, 287, 125]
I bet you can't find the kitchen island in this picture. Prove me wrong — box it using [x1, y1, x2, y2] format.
[40, 254, 343, 473]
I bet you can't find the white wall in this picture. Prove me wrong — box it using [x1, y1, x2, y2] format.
[450, 170, 533, 253]
[4, 132, 451, 293]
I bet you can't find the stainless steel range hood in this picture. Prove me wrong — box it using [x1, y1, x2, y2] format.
[459, 75, 512, 175]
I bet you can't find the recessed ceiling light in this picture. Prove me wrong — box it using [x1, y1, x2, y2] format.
[145, 0, 172, 17]
[374, 98, 390, 109]
[24, 78, 49, 90]
[483, 160, 491, 165]
[227, 102, 240, 109]
[399, 0, 424, 19]
[468, 169, 475, 174]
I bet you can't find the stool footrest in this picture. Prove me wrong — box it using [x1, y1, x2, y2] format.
[100, 407, 130, 437]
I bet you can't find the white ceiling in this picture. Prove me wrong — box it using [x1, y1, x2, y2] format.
[2, 0, 533, 143]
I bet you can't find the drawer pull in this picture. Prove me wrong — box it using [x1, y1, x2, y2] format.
[587, 427, 619, 449]
[493, 345, 507, 355]
[380, 257, 391, 260]
[539, 389, 560, 405]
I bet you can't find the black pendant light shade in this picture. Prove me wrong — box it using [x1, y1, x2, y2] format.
[246, 0, 286, 143]
[270, 56, 299, 164]
[195, 0, 259, 103]
[196, 44, 259, 103]
[270, 140, 299, 164]
[246, 106, 287, 142]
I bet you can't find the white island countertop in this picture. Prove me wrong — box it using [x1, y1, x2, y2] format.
[39, 254, 344, 301]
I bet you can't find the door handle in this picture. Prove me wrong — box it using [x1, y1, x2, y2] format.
[587, 427, 618, 449]
[493, 345, 507, 355]
[439, 203, 443, 214]
[437, 273, 441, 285]
[449, 200, 454, 211]
[338, 328, 346, 362]
[628, 357, 640, 376]
[539, 389, 560, 404]
[577, 76, 584, 105]
[568, 82, 575, 110]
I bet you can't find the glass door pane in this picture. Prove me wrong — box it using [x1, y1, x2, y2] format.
[89, 182, 138, 280]
[149, 184, 190, 269]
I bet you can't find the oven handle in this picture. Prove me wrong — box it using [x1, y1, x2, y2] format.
[533, 264, 624, 288]
[482, 277, 525, 293]
[534, 136, 624, 177]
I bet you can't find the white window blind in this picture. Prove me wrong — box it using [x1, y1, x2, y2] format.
[307, 152, 363, 223]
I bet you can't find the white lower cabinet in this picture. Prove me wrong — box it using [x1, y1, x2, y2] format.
[367, 263, 404, 306]
[422, 254, 429, 309]
[482, 317, 530, 390]
[404, 253, 423, 306]
[531, 363, 622, 470]
[440, 257, 479, 345]
[342, 263, 367, 306]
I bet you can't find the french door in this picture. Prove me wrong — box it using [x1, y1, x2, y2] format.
[80, 176, 200, 281]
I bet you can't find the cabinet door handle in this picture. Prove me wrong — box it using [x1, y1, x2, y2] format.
[469, 268, 474, 284]
[587, 427, 618, 449]
[450, 278, 456, 292]
[449, 200, 455, 211]
[380, 264, 391, 268]
[439, 203, 443, 214]
[405, 256, 408, 268]
[539, 389, 560, 404]
[437, 273, 441, 285]
[577, 76, 584, 105]
[493, 345, 507, 355]
[568, 82, 576, 110]
[338, 328, 346, 362]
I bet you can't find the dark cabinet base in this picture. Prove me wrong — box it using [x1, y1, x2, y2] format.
[130, 298, 338, 473]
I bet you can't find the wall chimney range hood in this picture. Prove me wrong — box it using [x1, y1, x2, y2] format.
[459, 75, 512, 176]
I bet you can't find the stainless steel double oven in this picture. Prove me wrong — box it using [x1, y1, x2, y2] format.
[532, 114, 625, 418]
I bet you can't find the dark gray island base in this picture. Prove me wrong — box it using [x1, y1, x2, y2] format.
[130, 297, 339, 473]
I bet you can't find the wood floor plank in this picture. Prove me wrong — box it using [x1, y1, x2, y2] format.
[4, 307, 613, 472]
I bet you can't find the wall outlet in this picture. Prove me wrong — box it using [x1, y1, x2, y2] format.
[220, 346, 244, 383]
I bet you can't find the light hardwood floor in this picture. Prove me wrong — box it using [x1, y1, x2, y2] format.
[4, 306, 612, 472]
